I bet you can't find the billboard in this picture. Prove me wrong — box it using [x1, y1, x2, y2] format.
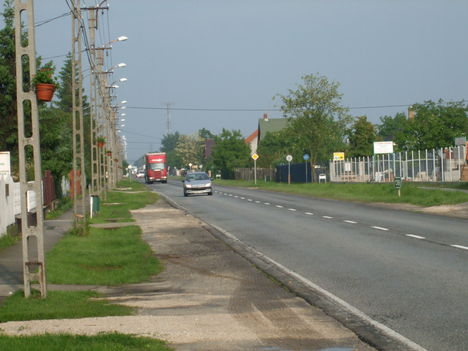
[373, 141, 394, 154]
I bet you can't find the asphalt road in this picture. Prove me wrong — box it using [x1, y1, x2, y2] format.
[150, 180, 468, 351]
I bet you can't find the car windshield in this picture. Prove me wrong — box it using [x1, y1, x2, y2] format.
[186, 173, 209, 181]
[149, 163, 165, 171]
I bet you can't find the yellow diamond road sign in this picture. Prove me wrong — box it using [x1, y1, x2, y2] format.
[251, 153, 259, 161]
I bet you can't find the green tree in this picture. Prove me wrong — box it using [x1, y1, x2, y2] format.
[377, 112, 410, 151]
[347, 116, 376, 157]
[256, 129, 292, 168]
[0, 1, 18, 172]
[211, 129, 250, 179]
[276, 74, 350, 180]
[161, 132, 181, 168]
[407, 100, 468, 150]
[175, 134, 204, 168]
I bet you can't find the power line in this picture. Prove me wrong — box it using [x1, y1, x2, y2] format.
[35, 11, 71, 27]
[126, 104, 412, 113]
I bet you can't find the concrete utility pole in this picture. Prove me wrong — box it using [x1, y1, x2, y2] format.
[14, 0, 47, 298]
[71, 0, 87, 221]
[85, 3, 109, 202]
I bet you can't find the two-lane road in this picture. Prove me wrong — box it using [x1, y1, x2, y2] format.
[150, 180, 468, 351]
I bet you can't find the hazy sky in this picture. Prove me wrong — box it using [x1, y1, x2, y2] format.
[2, 0, 468, 162]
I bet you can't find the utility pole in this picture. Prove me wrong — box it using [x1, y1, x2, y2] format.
[71, 0, 87, 222]
[85, 3, 109, 207]
[165, 102, 172, 135]
[14, 0, 47, 298]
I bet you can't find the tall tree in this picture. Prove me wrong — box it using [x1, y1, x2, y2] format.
[377, 112, 411, 151]
[256, 129, 293, 168]
[276, 74, 350, 179]
[0, 0, 18, 172]
[175, 134, 204, 168]
[407, 100, 468, 150]
[347, 116, 376, 157]
[160, 132, 181, 168]
[211, 129, 250, 179]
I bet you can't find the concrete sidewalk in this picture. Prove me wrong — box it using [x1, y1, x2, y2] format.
[0, 210, 74, 299]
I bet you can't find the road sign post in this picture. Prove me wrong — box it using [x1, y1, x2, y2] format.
[251, 153, 259, 185]
[286, 155, 293, 184]
[395, 176, 402, 197]
[303, 154, 310, 183]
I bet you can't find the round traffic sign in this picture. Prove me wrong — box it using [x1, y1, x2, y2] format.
[286, 155, 293, 162]
[303, 154, 310, 161]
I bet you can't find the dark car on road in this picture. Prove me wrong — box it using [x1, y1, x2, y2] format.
[183, 172, 213, 197]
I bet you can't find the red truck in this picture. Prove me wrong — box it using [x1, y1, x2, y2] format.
[144, 152, 167, 184]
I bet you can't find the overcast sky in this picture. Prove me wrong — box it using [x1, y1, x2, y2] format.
[2, 0, 468, 162]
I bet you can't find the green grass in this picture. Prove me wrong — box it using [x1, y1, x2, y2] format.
[213, 179, 468, 207]
[0, 290, 133, 322]
[90, 188, 158, 224]
[415, 182, 468, 190]
[0, 333, 173, 351]
[46, 225, 162, 285]
[0, 232, 20, 251]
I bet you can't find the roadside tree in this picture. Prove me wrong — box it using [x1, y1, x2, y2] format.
[211, 129, 250, 179]
[347, 116, 376, 157]
[276, 74, 351, 180]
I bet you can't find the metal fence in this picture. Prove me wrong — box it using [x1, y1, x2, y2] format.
[330, 145, 468, 183]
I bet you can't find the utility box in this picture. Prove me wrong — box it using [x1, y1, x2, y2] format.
[90, 195, 100, 217]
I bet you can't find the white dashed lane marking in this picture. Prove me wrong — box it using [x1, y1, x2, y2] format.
[371, 226, 389, 231]
[451, 244, 468, 251]
[405, 234, 426, 240]
[218, 192, 467, 254]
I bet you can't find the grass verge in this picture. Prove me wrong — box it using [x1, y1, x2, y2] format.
[46, 225, 162, 285]
[0, 290, 132, 322]
[213, 179, 468, 207]
[90, 182, 158, 224]
[0, 232, 20, 252]
[0, 333, 173, 351]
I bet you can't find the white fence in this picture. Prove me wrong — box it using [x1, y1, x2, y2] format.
[0, 175, 21, 237]
[330, 145, 467, 183]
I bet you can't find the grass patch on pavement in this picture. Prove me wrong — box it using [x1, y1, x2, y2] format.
[214, 179, 468, 207]
[0, 333, 173, 351]
[46, 225, 162, 285]
[0, 290, 132, 322]
[90, 181, 157, 224]
[0, 232, 20, 252]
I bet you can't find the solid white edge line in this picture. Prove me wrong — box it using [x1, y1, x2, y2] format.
[405, 234, 426, 240]
[158, 191, 427, 351]
[451, 244, 468, 251]
[209, 223, 427, 351]
[371, 226, 389, 231]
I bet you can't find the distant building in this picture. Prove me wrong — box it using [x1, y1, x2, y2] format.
[245, 114, 289, 155]
[257, 113, 289, 143]
[245, 130, 259, 154]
